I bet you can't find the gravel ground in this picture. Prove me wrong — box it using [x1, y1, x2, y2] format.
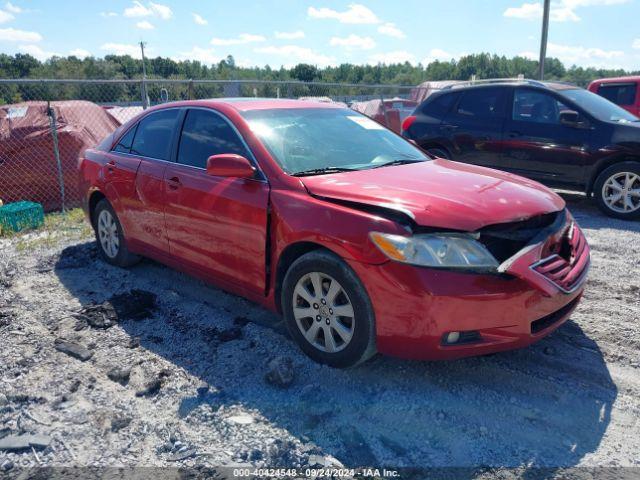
[0, 193, 638, 476]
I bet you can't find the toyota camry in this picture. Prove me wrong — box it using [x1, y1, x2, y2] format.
[79, 99, 590, 367]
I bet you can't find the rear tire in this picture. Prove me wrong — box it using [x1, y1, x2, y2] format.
[93, 199, 140, 267]
[281, 250, 376, 368]
[426, 147, 450, 159]
[593, 161, 640, 220]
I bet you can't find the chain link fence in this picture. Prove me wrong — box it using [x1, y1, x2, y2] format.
[0, 78, 423, 212]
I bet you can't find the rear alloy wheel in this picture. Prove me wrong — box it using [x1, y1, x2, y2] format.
[594, 162, 640, 219]
[97, 209, 119, 259]
[282, 250, 376, 368]
[93, 199, 140, 267]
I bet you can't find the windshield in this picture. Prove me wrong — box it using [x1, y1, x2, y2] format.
[562, 88, 639, 123]
[242, 108, 428, 175]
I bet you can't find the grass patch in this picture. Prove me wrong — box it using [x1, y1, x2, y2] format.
[4, 208, 93, 252]
[43, 208, 89, 232]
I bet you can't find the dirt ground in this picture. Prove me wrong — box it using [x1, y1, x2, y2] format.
[0, 193, 638, 477]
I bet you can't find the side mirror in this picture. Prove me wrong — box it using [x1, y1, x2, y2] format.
[206, 154, 256, 178]
[560, 110, 588, 128]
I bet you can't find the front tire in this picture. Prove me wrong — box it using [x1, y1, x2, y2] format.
[281, 250, 376, 368]
[593, 162, 640, 220]
[93, 199, 140, 267]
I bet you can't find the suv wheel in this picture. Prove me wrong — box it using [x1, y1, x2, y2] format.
[281, 250, 376, 368]
[426, 147, 450, 159]
[593, 162, 640, 219]
[93, 199, 140, 267]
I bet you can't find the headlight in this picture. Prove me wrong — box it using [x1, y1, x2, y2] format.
[370, 232, 499, 269]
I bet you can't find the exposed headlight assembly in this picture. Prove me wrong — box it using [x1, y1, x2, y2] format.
[370, 232, 499, 269]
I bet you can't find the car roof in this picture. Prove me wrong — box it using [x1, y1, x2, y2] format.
[590, 76, 640, 84]
[540, 81, 580, 91]
[434, 80, 580, 93]
[157, 98, 346, 112]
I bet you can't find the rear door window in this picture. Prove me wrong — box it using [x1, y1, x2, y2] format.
[454, 88, 506, 119]
[177, 109, 249, 169]
[597, 83, 637, 106]
[130, 109, 180, 161]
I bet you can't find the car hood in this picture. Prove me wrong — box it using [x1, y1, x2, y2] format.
[299, 159, 565, 231]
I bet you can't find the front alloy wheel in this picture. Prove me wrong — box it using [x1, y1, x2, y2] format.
[292, 272, 355, 353]
[282, 250, 376, 368]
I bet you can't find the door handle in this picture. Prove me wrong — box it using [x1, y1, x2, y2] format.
[508, 131, 522, 138]
[106, 159, 115, 173]
[166, 177, 181, 190]
[441, 124, 459, 131]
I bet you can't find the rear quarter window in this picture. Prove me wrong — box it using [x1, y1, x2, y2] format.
[112, 126, 137, 154]
[96, 133, 114, 152]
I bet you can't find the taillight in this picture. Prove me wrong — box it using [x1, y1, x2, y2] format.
[402, 115, 416, 132]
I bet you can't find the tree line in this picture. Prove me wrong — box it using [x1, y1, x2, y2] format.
[1, 52, 635, 85]
[0, 52, 636, 105]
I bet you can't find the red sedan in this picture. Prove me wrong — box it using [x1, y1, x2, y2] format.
[79, 99, 590, 367]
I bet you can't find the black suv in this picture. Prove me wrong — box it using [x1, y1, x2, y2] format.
[402, 80, 640, 219]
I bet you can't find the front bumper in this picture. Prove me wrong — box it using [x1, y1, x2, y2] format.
[347, 223, 589, 360]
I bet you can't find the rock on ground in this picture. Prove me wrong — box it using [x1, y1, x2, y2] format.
[0, 194, 638, 472]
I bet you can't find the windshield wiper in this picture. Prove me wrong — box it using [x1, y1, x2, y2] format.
[369, 158, 425, 169]
[291, 166, 359, 177]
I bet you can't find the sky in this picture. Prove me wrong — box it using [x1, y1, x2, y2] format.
[0, 0, 639, 70]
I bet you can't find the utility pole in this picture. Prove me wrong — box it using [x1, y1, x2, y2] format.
[140, 41, 149, 109]
[538, 0, 551, 80]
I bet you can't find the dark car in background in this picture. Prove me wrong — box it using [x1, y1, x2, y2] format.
[588, 76, 640, 118]
[402, 79, 640, 219]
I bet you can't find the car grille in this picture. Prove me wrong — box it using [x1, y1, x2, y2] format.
[531, 296, 581, 334]
[478, 210, 565, 263]
[531, 222, 589, 293]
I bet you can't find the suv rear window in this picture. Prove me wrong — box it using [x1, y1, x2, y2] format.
[598, 83, 637, 106]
